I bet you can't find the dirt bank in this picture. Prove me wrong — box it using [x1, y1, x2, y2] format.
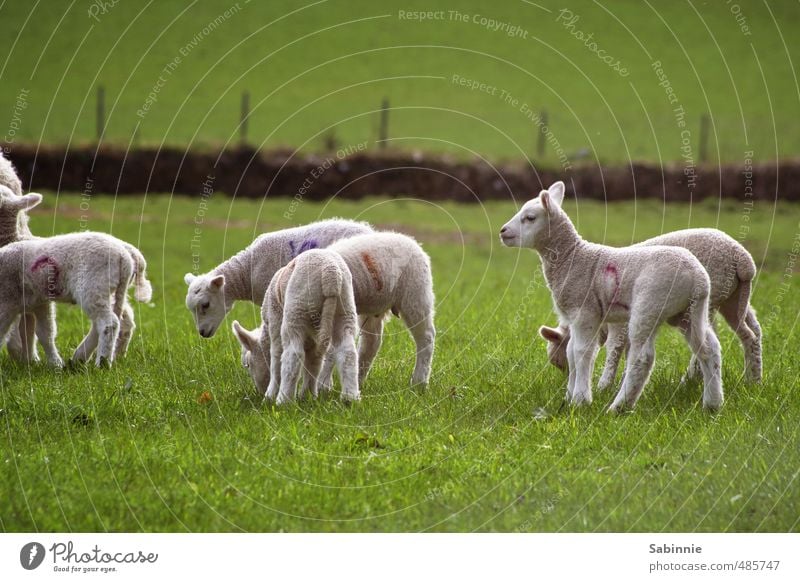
[5, 145, 796, 202]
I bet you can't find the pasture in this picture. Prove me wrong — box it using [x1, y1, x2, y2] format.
[1, 192, 798, 532]
[1, 0, 799, 162]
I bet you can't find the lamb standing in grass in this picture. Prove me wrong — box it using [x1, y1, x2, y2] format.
[0, 226, 153, 367]
[232, 249, 360, 404]
[500, 181, 723, 411]
[231, 231, 436, 397]
[184, 219, 373, 338]
[322, 232, 436, 388]
[539, 228, 762, 387]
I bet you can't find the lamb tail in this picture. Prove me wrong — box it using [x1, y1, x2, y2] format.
[317, 265, 343, 354]
[124, 243, 153, 303]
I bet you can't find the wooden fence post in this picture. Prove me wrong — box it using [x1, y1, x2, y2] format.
[96, 85, 105, 141]
[378, 98, 389, 149]
[240, 90, 250, 145]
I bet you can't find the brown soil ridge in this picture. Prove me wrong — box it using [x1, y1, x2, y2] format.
[6, 145, 797, 202]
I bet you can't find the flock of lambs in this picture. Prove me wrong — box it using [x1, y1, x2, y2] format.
[0, 152, 761, 412]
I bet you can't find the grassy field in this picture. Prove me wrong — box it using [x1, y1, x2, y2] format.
[1, 192, 799, 532]
[1, 0, 799, 162]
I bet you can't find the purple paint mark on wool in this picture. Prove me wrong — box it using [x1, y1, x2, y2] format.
[289, 239, 319, 258]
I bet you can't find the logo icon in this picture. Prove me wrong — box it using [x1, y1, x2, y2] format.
[20, 542, 46, 570]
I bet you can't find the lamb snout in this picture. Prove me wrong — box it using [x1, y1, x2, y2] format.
[499, 225, 516, 245]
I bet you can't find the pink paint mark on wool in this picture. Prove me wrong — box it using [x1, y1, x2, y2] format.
[30, 255, 61, 299]
[604, 262, 628, 310]
[31, 255, 58, 273]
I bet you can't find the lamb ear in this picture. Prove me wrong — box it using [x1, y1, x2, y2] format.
[539, 325, 563, 343]
[184, 273, 196, 286]
[15, 193, 42, 210]
[210, 274, 225, 289]
[548, 181, 566, 207]
[7, 192, 43, 211]
[540, 190, 551, 212]
[231, 320, 256, 351]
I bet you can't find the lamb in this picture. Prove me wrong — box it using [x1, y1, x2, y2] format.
[500, 181, 723, 411]
[232, 249, 360, 404]
[321, 232, 436, 388]
[0, 224, 153, 367]
[539, 229, 762, 387]
[184, 218, 373, 338]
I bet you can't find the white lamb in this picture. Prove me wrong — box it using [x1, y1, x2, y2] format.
[500, 181, 723, 411]
[0, 226, 153, 367]
[539, 228, 762, 387]
[323, 232, 436, 388]
[184, 218, 373, 338]
[232, 249, 360, 404]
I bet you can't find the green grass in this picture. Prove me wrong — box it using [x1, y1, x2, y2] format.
[1, 0, 799, 162]
[1, 192, 799, 532]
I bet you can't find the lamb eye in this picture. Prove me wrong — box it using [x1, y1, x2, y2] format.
[524, 215, 536, 222]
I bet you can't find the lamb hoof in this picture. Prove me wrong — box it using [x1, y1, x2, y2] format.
[569, 393, 592, 407]
[275, 393, 293, 406]
[95, 356, 111, 368]
[702, 397, 723, 412]
[340, 393, 361, 405]
[597, 379, 613, 392]
[49, 357, 65, 369]
[607, 404, 624, 415]
[67, 359, 88, 373]
[410, 381, 428, 392]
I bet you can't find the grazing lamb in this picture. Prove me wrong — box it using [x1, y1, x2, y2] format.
[184, 218, 373, 338]
[539, 228, 762, 387]
[500, 181, 723, 411]
[232, 249, 360, 404]
[321, 232, 436, 388]
[0, 227, 153, 367]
